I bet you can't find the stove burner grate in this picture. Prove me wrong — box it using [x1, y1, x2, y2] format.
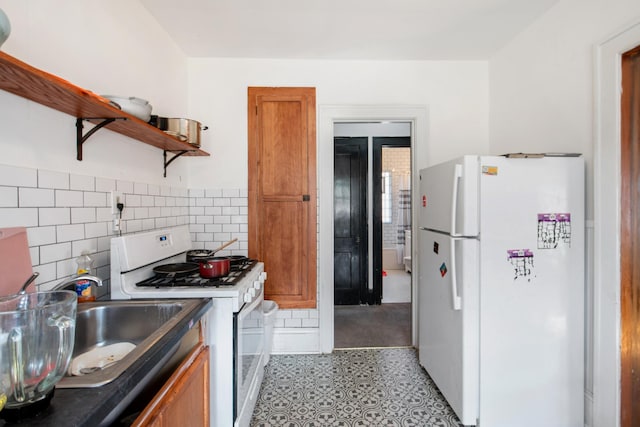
[137, 259, 257, 288]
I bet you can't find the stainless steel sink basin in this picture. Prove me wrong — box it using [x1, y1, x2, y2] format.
[57, 299, 202, 388]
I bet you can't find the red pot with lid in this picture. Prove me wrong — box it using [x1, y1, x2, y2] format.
[199, 257, 230, 278]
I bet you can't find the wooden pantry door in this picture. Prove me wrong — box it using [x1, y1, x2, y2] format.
[248, 87, 317, 309]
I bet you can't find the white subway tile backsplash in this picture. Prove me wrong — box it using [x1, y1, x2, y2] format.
[85, 222, 108, 239]
[142, 219, 155, 230]
[205, 189, 222, 198]
[166, 217, 178, 227]
[190, 224, 205, 233]
[71, 239, 98, 257]
[148, 207, 162, 217]
[231, 198, 246, 207]
[231, 215, 247, 224]
[29, 246, 39, 265]
[205, 224, 222, 233]
[71, 207, 96, 224]
[84, 192, 107, 207]
[0, 187, 17, 207]
[213, 215, 231, 224]
[223, 224, 239, 232]
[222, 207, 240, 215]
[141, 195, 154, 206]
[38, 170, 69, 189]
[70, 174, 95, 191]
[196, 232, 213, 241]
[96, 208, 112, 222]
[291, 310, 309, 319]
[190, 206, 205, 216]
[155, 217, 167, 228]
[148, 184, 160, 196]
[302, 318, 319, 327]
[213, 198, 231, 207]
[56, 224, 85, 242]
[222, 189, 240, 198]
[160, 186, 171, 197]
[55, 190, 84, 207]
[39, 208, 70, 226]
[41, 242, 72, 264]
[20, 188, 55, 207]
[284, 318, 302, 328]
[27, 226, 56, 246]
[134, 207, 149, 219]
[97, 236, 111, 252]
[56, 258, 76, 279]
[154, 196, 166, 207]
[127, 219, 143, 233]
[126, 194, 141, 207]
[34, 262, 56, 287]
[0, 208, 37, 227]
[214, 232, 231, 241]
[205, 207, 222, 216]
[0, 164, 37, 188]
[165, 197, 176, 207]
[196, 198, 213, 207]
[196, 216, 213, 224]
[160, 207, 172, 217]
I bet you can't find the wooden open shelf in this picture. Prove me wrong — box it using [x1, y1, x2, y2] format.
[0, 51, 209, 162]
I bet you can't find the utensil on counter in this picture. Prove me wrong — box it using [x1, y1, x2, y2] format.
[149, 116, 208, 147]
[199, 257, 230, 279]
[0, 291, 77, 421]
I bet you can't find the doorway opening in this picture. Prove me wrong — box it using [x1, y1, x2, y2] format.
[332, 122, 412, 348]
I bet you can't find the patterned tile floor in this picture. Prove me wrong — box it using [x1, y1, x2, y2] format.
[251, 348, 463, 427]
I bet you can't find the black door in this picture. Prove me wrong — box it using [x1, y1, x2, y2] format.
[372, 137, 411, 304]
[334, 137, 368, 305]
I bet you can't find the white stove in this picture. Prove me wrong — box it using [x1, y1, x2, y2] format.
[110, 225, 266, 427]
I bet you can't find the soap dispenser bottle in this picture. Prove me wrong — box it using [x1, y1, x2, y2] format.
[75, 252, 95, 302]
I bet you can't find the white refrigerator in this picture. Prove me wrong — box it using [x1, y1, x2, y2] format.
[417, 155, 584, 427]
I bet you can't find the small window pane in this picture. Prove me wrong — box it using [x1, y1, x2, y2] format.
[382, 171, 392, 224]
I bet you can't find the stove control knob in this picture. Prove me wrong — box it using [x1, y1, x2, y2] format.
[260, 272, 267, 282]
[249, 288, 257, 297]
[243, 292, 252, 303]
[253, 280, 262, 290]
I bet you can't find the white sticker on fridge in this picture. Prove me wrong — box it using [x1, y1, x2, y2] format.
[537, 213, 571, 249]
[507, 249, 535, 282]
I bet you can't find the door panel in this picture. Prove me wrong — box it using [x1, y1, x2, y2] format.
[334, 138, 367, 305]
[248, 87, 317, 309]
[621, 44, 640, 427]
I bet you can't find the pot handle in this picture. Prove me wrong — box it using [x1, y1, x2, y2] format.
[9, 328, 25, 403]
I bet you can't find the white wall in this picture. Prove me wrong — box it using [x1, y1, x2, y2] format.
[187, 58, 490, 189]
[489, 1, 640, 426]
[0, 0, 190, 186]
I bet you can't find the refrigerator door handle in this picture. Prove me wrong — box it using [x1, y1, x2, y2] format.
[450, 164, 463, 237]
[449, 239, 462, 310]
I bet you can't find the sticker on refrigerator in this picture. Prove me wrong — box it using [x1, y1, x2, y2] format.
[439, 262, 447, 277]
[482, 165, 498, 176]
[433, 241, 439, 254]
[537, 213, 571, 249]
[507, 249, 535, 282]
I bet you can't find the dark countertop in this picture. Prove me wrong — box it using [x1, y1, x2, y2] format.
[0, 298, 212, 427]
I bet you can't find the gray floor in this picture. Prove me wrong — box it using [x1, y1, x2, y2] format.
[334, 303, 411, 348]
[251, 348, 463, 426]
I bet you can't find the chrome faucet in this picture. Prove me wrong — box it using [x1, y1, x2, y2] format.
[53, 275, 103, 291]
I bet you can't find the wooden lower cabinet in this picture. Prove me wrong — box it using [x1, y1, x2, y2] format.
[133, 344, 210, 427]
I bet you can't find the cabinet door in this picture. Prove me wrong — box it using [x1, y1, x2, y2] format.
[133, 344, 209, 427]
[248, 87, 317, 308]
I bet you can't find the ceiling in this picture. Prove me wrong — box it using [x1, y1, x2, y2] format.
[139, 0, 558, 60]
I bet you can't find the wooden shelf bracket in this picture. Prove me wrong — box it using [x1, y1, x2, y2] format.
[76, 117, 127, 161]
[163, 150, 189, 177]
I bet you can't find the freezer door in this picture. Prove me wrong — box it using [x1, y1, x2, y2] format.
[418, 229, 479, 426]
[419, 156, 479, 236]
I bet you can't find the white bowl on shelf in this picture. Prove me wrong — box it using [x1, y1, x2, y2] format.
[101, 95, 152, 122]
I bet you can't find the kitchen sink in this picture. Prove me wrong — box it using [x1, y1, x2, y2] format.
[57, 299, 202, 388]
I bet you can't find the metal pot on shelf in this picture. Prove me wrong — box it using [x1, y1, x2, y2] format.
[149, 116, 208, 147]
